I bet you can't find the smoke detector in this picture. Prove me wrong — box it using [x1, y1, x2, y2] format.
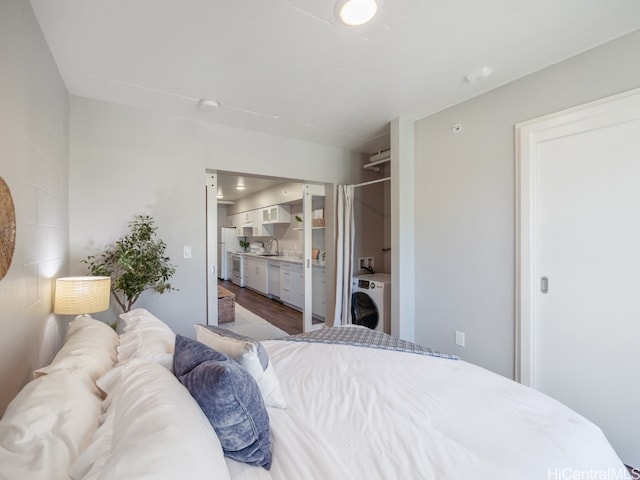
[464, 66, 493, 84]
[198, 99, 220, 111]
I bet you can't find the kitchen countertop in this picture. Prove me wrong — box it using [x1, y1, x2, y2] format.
[233, 252, 325, 267]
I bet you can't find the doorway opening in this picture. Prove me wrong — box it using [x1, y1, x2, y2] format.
[206, 170, 330, 335]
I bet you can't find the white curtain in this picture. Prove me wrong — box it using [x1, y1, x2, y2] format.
[333, 184, 355, 327]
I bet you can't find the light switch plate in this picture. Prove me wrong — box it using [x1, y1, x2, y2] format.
[455, 330, 465, 347]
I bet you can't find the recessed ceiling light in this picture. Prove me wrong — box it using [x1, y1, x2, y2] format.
[335, 0, 381, 26]
[236, 184, 245, 190]
[198, 99, 220, 111]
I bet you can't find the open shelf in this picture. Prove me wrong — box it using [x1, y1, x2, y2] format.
[363, 157, 390, 170]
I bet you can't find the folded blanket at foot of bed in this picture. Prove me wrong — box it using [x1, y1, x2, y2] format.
[280, 325, 459, 359]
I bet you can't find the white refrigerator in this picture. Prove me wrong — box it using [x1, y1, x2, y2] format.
[217, 227, 239, 280]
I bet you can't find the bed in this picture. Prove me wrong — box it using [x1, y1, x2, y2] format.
[0, 310, 630, 480]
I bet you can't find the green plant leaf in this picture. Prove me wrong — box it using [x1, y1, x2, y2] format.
[83, 214, 177, 312]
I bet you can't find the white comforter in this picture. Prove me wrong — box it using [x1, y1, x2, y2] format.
[229, 339, 628, 480]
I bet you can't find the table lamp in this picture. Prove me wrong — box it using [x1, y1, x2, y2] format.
[54, 276, 111, 316]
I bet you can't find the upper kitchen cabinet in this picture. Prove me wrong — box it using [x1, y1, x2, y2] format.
[249, 209, 262, 237]
[262, 205, 291, 224]
[231, 204, 292, 237]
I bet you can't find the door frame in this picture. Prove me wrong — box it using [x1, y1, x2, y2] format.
[515, 87, 640, 386]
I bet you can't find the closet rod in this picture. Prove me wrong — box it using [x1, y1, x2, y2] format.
[352, 176, 391, 188]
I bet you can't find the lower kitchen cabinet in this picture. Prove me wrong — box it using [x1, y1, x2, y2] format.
[268, 261, 280, 298]
[312, 267, 326, 320]
[280, 262, 303, 310]
[279, 262, 326, 318]
[244, 256, 268, 295]
[241, 257, 326, 318]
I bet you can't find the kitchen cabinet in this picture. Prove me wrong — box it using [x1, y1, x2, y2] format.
[267, 261, 280, 298]
[236, 226, 252, 237]
[229, 205, 291, 238]
[230, 214, 244, 236]
[312, 267, 326, 320]
[262, 205, 291, 224]
[249, 210, 260, 237]
[280, 261, 303, 310]
[244, 256, 268, 295]
[230, 213, 243, 228]
[233, 212, 253, 237]
[280, 261, 326, 317]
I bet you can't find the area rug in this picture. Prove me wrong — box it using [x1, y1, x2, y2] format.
[222, 303, 288, 341]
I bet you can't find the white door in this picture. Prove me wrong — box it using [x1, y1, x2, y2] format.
[205, 173, 218, 325]
[303, 183, 325, 332]
[517, 89, 640, 467]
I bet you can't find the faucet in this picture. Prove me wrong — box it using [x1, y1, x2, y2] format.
[268, 238, 279, 256]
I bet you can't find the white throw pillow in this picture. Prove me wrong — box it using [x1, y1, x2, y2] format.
[33, 315, 118, 392]
[70, 360, 231, 480]
[195, 324, 287, 409]
[0, 370, 102, 480]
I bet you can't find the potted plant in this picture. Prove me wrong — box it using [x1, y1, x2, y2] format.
[83, 214, 177, 312]
[239, 238, 250, 252]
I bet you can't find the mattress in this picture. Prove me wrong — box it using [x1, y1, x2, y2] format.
[226, 339, 628, 479]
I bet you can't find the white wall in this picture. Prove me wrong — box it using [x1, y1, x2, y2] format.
[391, 118, 415, 341]
[69, 97, 360, 337]
[353, 159, 388, 275]
[413, 30, 640, 378]
[0, 0, 69, 414]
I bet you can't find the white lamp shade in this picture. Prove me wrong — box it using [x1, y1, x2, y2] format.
[54, 276, 111, 315]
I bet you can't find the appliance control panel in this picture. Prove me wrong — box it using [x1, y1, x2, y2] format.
[356, 280, 380, 289]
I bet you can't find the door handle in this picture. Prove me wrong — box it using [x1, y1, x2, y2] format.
[541, 276, 549, 294]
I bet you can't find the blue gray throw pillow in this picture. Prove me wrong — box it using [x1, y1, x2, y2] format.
[173, 335, 272, 469]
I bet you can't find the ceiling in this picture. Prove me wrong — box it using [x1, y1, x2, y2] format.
[216, 173, 291, 203]
[30, 0, 640, 154]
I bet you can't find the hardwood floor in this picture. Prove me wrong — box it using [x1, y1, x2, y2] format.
[219, 280, 303, 335]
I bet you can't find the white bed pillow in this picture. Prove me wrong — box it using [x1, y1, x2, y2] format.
[116, 328, 175, 367]
[0, 370, 102, 480]
[33, 315, 118, 392]
[116, 309, 175, 369]
[194, 324, 286, 409]
[70, 359, 231, 480]
[118, 308, 173, 334]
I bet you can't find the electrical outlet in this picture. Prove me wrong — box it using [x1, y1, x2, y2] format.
[455, 330, 465, 347]
[358, 257, 375, 270]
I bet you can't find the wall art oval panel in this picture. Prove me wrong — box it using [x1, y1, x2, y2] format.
[0, 177, 16, 281]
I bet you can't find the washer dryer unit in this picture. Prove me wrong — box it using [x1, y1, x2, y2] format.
[351, 273, 391, 333]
